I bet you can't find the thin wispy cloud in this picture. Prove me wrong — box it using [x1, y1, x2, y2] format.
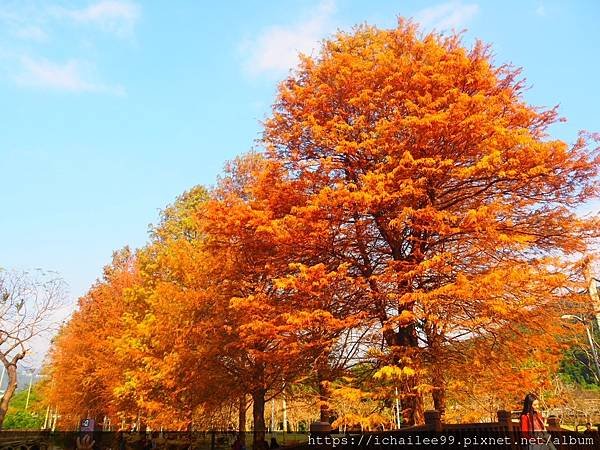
[0, 1, 139, 94]
[0, 4, 48, 42]
[13, 26, 48, 42]
[15, 56, 124, 95]
[535, 2, 546, 16]
[414, 1, 479, 31]
[56, 0, 140, 38]
[240, 0, 336, 77]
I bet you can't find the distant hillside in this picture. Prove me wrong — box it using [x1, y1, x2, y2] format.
[0, 368, 42, 394]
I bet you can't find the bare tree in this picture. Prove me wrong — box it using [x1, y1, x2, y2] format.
[0, 268, 66, 428]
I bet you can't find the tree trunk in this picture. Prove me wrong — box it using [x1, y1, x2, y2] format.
[238, 394, 247, 440]
[319, 385, 331, 422]
[383, 321, 424, 426]
[432, 386, 446, 417]
[431, 362, 446, 418]
[252, 388, 266, 450]
[317, 372, 331, 423]
[0, 364, 18, 429]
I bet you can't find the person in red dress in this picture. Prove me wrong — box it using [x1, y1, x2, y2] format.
[520, 392, 553, 450]
[520, 393, 545, 436]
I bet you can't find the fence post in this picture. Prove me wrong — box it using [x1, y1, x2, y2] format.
[497, 410, 512, 427]
[424, 410, 442, 432]
[546, 416, 561, 431]
[497, 410, 519, 450]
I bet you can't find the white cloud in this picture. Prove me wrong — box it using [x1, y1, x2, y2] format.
[535, 2, 546, 16]
[58, 0, 140, 38]
[240, 0, 336, 77]
[0, 2, 140, 94]
[15, 56, 124, 95]
[414, 1, 479, 31]
[14, 26, 48, 42]
[0, 5, 48, 42]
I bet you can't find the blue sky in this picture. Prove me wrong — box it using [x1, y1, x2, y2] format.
[1, 0, 599, 338]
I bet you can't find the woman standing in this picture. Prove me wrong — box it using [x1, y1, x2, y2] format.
[520, 393, 556, 450]
[521, 393, 545, 437]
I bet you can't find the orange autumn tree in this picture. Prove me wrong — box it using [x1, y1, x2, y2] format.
[200, 154, 355, 447]
[110, 185, 255, 430]
[105, 158, 355, 439]
[110, 185, 218, 428]
[49, 186, 243, 429]
[263, 20, 600, 424]
[44, 247, 139, 427]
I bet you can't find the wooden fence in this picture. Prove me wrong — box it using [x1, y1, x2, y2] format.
[296, 410, 599, 449]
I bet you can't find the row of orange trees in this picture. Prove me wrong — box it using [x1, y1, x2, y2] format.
[44, 20, 600, 445]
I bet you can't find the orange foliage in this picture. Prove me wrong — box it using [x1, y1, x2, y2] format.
[262, 19, 600, 423]
[45, 19, 600, 433]
[43, 248, 138, 428]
